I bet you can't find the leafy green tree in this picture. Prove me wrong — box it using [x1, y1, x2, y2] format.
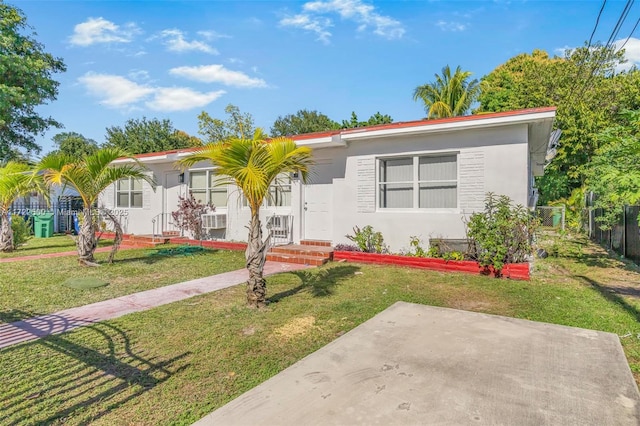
[50, 132, 98, 157]
[0, 162, 43, 252]
[178, 129, 313, 308]
[105, 117, 200, 154]
[585, 110, 640, 229]
[340, 111, 394, 129]
[413, 65, 479, 119]
[198, 104, 254, 142]
[38, 148, 152, 264]
[271, 109, 339, 136]
[0, 4, 66, 163]
[476, 45, 640, 203]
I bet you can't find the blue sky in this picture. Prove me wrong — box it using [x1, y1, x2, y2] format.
[11, 0, 640, 155]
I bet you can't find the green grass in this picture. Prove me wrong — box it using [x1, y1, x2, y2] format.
[0, 235, 113, 259]
[1, 233, 640, 425]
[0, 246, 246, 323]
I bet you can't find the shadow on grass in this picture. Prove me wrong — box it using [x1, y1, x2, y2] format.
[268, 265, 361, 303]
[0, 317, 190, 425]
[0, 309, 44, 324]
[578, 275, 640, 323]
[107, 247, 218, 266]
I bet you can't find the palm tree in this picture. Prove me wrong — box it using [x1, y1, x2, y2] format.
[413, 65, 480, 119]
[178, 129, 313, 308]
[38, 148, 152, 265]
[0, 162, 42, 252]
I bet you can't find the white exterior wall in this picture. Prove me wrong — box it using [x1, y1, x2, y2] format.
[302, 124, 530, 252]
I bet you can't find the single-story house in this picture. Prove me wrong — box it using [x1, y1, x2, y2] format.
[99, 107, 556, 252]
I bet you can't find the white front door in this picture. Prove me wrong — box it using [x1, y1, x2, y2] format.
[303, 184, 332, 241]
[164, 172, 184, 215]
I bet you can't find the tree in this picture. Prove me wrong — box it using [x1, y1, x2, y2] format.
[476, 45, 640, 203]
[50, 132, 98, 157]
[0, 4, 66, 163]
[585, 110, 640, 229]
[38, 148, 152, 265]
[198, 104, 254, 142]
[271, 109, 339, 136]
[413, 65, 479, 119]
[178, 129, 313, 308]
[105, 117, 201, 154]
[0, 162, 42, 252]
[340, 111, 394, 129]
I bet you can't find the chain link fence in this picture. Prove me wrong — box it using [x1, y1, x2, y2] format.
[535, 206, 565, 231]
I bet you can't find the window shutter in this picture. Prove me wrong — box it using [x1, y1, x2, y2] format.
[143, 171, 156, 210]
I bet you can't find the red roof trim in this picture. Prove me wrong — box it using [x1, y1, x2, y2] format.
[124, 107, 556, 160]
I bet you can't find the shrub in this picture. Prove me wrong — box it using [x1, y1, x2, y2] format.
[407, 236, 427, 257]
[465, 193, 538, 272]
[11, 215, 31, 247]
[334, 243, 362, 252]
[172, 192, 213, 240]
[345, 225, 388, 253]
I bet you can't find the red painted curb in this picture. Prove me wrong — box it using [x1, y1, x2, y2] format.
[333, 251, 530, 280]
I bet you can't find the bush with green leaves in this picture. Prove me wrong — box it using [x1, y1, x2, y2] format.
[346, 225, 388, 254]
[466, 193, 537, 272]
[11, 215, 31, 247]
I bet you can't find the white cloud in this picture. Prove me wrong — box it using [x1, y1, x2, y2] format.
[169, 65, 267, 88]
[78, 73, 154, 108]
[280, 0, 404, 43]
[615, 37, 640, 71]
[78, 72, 224, 111]
[69, 17, 139, 46]
[147, 88, 226, 111]
[435, 20, 467, 32]
[197, 30, 231, 40]
[157, 29, 218, 54]
[128, 69, 150, 81]
[280, 14, 333, 44]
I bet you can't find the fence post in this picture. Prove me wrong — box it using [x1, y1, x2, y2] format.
[623, 207, 627, 258]
[561, 207, 566, 232]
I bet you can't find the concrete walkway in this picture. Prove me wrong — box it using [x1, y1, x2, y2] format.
[0, 261, 308, 349]
[0, 245, 135, 263]
[196, 302, 640, 426]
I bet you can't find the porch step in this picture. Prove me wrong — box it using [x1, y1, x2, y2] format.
[123, 234, 169, 247]
[300, 240, 332, 247]
[267, 243, 333, 266]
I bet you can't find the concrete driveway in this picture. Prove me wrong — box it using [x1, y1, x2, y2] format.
[194, 302, 640, 425]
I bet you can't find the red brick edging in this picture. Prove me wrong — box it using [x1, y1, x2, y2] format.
[333, 251, 530, 280]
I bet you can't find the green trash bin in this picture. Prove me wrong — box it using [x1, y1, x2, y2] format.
[552, 211, 562, 228]
[33, 212, 55, 238]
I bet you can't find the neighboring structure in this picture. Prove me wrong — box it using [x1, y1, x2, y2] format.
[99, 107, 556, 252]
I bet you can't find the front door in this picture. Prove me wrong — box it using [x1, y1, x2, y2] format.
[163, 172, 185, 234]
[303, 184, 332, 241]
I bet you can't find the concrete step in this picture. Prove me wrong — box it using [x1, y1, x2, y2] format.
[270, 244, 334, 259]
[300, 240, 332, 247]
[266, 253, 329, 266]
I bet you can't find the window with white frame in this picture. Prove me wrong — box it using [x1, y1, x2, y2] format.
[379, 154, 457, 209]
[241, 174, 292, 208]
[189, 170, 228, 207]
[116, 178, 143, 208]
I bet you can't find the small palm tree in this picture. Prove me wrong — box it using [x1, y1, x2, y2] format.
[38, 148, 152, 265]
[413, 65, 480, 119]
[178, 129, 313, 308]
[0, 162, 43, 252]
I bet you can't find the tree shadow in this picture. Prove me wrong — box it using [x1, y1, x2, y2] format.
[0, 309, 44, 324]
[577, 275, 640, 324]
[0, 318, 190, 424]
[107, 247, 218, 265]
[268, 264, 360, 304]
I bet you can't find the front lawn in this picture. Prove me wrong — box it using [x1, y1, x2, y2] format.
[1, 233, 640, 425]
[0, 235, 113, 259]
[0, 246, 246, 323]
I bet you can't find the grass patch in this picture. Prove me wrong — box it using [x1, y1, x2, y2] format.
[0, 235, 113, 259]
[1, 234, 640, 425]
[0, 246, 245, 323]
[62, 277, 109, 290]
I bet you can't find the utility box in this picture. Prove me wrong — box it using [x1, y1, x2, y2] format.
[33, 212, 54, 238]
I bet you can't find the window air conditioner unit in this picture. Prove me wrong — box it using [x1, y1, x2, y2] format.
[202, 213, 227, 230]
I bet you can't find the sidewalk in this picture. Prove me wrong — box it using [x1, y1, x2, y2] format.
[0, 261, 308, 349]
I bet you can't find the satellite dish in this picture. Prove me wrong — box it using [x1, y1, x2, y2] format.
[545, 129, 562, 162]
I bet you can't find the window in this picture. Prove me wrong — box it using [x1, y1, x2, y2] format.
[266, 174, 292, 207]
[240, 174, 292, 208]
[189, 170, 227, 207]
[116, 178, 143, 208]
[379, 154, 457, 209]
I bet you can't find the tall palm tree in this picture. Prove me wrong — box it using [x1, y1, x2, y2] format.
[178, 129, 313, 308]
[0, 162, 42, 252]
[413, 65, 480, 119]
[38, 148, 152, 265]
